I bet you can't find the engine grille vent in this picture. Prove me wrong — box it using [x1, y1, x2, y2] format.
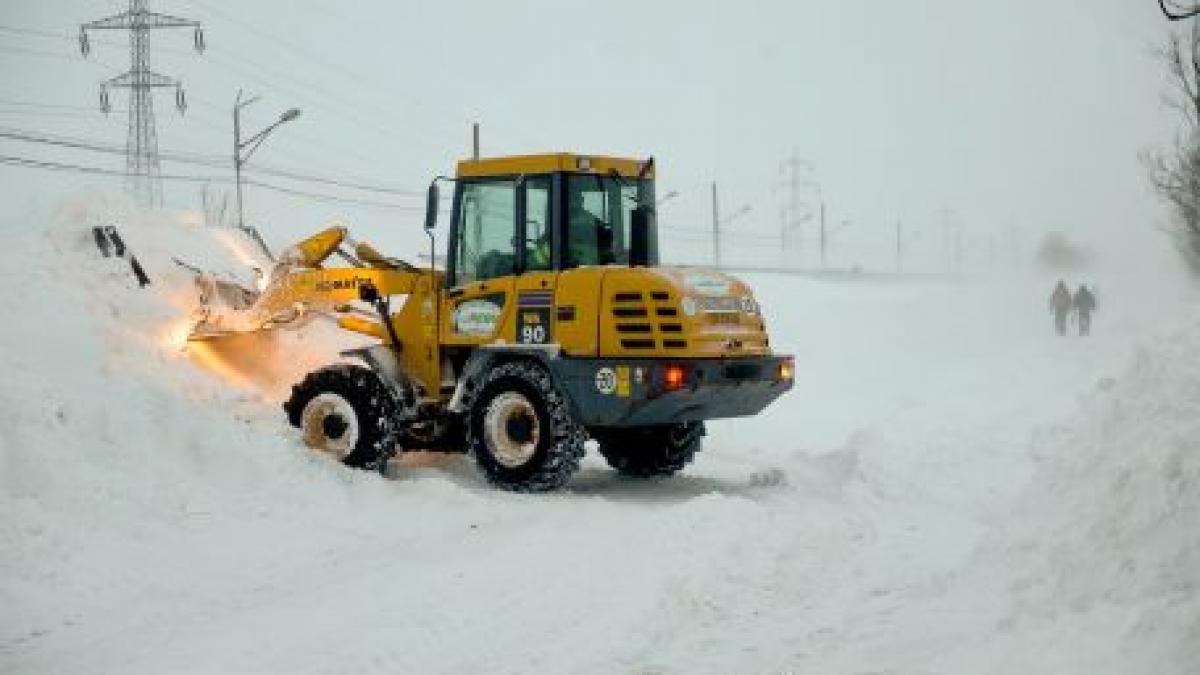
[609, 287, 686, 351]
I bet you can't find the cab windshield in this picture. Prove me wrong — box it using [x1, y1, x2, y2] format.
[565, 174, 654, 268]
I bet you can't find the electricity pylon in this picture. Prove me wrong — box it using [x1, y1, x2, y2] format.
[80, 1, 205, 207]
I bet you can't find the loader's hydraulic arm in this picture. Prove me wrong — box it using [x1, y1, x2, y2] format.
[357, 281, 404, 350]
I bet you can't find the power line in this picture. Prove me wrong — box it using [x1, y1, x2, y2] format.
[0, 24, 72, 40]
[0, 44, 112, 69]
[1, 17, 458, 152]
[0, 109, 128, 120]
[243, 179, 424, 211]
[246, 164, 423, 197]
[179, 100, 408, 182]
[175, 0, 471, 136]
[176, 0, 545, 152]
[0, 126, 225, 166]
[0, 98, 111, 111]
[0, 125, 425, 197]
[0, 153, 218, 182]
[1, 20, 477, 182]
[0, 151, 426, 211]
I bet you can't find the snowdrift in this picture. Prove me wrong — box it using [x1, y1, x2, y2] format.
[1, 196, 1197, 673]
[965, 329, 1200, 673]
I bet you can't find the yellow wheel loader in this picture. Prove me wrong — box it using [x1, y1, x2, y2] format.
[191, 153, 794, 491]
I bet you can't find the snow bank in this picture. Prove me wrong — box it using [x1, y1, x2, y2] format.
[0, 197, 383, 663]
[960, 325, 1200, 673]
[1, 195, 1196, 673]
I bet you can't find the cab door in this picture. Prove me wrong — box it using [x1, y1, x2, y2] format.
[511, 175, 558, 347]
[442, 178, 518, 346]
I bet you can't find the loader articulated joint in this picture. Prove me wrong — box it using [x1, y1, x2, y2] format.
[358, 282, 403, 349]
[340, 345, 417, 419]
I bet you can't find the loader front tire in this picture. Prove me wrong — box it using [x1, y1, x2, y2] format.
[592, 422, 705, 478]
[283, 364, 399, 471]
[467, 360, 585, 492]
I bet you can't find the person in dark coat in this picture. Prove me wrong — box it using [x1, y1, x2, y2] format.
[1073, 284, 1096, 336]
[1049, 279, 1071, 336]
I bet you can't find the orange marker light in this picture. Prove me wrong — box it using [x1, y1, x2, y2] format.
[663, 364, 686, 390]
[778, 358, 795, 381]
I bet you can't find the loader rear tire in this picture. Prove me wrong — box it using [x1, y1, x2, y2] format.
[592, 422, 705, 478]
[466, 360, 585, 492]
[283, 364, 399, 471]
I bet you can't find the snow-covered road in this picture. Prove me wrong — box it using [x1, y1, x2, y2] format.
[2, 207, 1197, 674]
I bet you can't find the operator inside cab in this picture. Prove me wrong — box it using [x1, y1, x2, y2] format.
[565, 179, 617, 266]
[526, 177, 620, 269]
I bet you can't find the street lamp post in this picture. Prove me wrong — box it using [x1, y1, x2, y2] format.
[233, 89, 300, 258]
[896, 219, 924, 272]
[821, 215, 850, 269]
[710, 181, 751, 269]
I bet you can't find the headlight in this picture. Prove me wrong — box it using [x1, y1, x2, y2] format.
[680, 297, 698, 316]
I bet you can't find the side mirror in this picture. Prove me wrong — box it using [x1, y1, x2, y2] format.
[424, 182, 439, 231]
[630, 206, 652, 267]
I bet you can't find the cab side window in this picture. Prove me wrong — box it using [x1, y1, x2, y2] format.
[566, 177, 609, 267]
[454, 179, 515, 285]
[566, 175, 633, 268]
[523, 176, 552, 273]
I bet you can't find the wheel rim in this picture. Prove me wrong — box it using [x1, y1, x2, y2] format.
[301, 392, 360, 459]
[483, 391, 540, 468]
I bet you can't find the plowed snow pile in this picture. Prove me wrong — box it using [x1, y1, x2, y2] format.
[1, 197, 1197, 674]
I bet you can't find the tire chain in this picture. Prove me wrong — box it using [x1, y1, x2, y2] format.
[282, 364, 400, 471]
[597, 421, 704, 478]
[469, 360, 586, 492]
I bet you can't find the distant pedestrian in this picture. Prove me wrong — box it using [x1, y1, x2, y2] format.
[1049, 279, 1071, 336]
[1073, 284, 1096, 336]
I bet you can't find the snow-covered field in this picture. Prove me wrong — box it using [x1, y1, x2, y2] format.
[1, 200, 1197, 674]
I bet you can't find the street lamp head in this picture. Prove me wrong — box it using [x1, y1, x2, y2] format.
[656, 189, 680, 206]
[280, 108, 301, 123]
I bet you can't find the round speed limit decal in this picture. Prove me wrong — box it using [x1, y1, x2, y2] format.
[594, 367, 617, 395]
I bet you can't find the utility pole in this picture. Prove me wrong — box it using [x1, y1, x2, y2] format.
[711, 181, 720, 269]
[80, 0, 204, 208]
[896, 219, 903, 272]
[940, 206, 953, 273]
[1009, 222, 1020, 268]
[955, 220, 965, 272]
[472, 122, 480, 160]
[819, 202, 827, 268]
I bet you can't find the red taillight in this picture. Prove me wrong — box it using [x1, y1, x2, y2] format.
[663, 364, 685, 390]
[778, 358, 794, 381]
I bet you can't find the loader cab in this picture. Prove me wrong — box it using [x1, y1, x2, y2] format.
[445, 154, 659, 288]
[439, 153, 659, 352]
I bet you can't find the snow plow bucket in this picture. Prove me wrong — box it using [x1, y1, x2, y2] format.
[180, 225, 418, 341]
[183, 226, 347, 340]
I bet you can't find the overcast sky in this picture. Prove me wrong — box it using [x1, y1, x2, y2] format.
[0, 0, 1183, 272]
